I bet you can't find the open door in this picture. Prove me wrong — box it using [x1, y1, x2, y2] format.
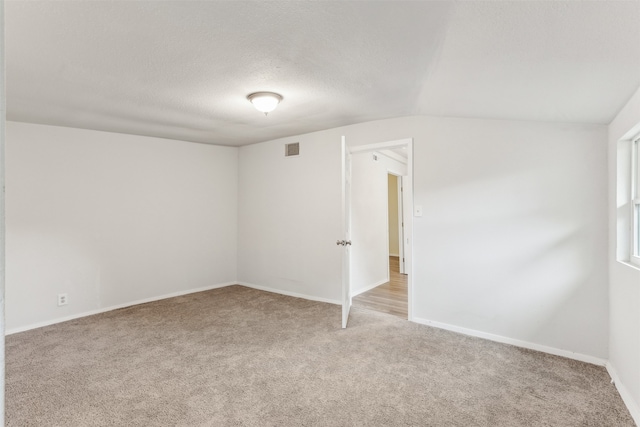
[400, 176, 409, 275]
[397, 176, 405, 274]
[340, 136, 352, 328]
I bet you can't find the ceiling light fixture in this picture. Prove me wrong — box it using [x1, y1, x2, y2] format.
[247, 92, 283, 115]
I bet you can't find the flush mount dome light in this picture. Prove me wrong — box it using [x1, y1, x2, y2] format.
[247, 92, 283, 115]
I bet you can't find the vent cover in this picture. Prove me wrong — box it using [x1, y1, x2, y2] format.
[285, 142, 300, 157]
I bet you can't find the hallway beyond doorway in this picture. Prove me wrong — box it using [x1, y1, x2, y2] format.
[352, 256, 407, 319]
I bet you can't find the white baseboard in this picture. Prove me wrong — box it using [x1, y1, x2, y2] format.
[412, 317, 607, 366]
[237, 281, 341, 305]
[607, 362, 640, 426]
[352, 278, 389, 297]
[6, 281, 236, 335]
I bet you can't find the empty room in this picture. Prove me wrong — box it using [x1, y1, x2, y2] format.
[1, 0, 640, 425]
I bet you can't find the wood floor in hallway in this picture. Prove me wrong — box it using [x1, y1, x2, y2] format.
[352, 256, 408, 319]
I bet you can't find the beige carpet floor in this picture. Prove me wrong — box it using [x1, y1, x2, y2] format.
[6, 285, 635, 426]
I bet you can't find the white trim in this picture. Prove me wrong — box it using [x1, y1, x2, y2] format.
[387, 167, 405, 179]
[349, 138, 413, 154]
[606, 362, 640, 426]
[412, 317, 607, 366]
[6, 281, 236, 335]
[616, 259, 640, 272]
[631, 137, 639, 264]
[237, 281, 341, 305]
[377, 149, 408, 165]
[389, 253, 400, 257]
[352, 278, 389, 297]
[406, 141, 414, 321]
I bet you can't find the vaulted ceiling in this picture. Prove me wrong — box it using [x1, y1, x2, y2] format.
[6, 1, 640, 146]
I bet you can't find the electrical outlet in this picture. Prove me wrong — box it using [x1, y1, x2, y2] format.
[57, 293, 68, 306]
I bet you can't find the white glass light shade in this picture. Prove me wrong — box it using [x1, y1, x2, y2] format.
[247, 92, 282, 115]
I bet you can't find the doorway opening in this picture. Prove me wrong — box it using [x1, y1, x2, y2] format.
[345, 139, 413, 322]
[352, 171, 408, 319]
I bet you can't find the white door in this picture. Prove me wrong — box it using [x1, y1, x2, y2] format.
[398, 176, 411, 274]
[398, 176, 405, 274]
[401, 175, 411, 277]
[340, 136, 352, 328]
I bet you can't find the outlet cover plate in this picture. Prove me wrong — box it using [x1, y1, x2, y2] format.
[58, 293, 68, 306]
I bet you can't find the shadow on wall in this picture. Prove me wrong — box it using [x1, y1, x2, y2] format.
[480, 224, 597, 338]
[419, 162, 605, 353]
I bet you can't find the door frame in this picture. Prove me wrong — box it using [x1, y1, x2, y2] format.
[386, 171, 405, 274]
[348, 138, 414, 321]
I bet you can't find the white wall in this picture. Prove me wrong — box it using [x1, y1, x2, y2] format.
[608, 85, 640, 423]
[351, 152, 406, 295]
[238, 116, 608, 361]
[409, 118, 608, 361]
[7, 114, 610, 367]
[6, 122, 238, 332]
[388, 174, 400, 256]
[237, 136, 342, 303]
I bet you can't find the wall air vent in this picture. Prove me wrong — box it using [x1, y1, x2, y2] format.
[285, 142, 300, 157]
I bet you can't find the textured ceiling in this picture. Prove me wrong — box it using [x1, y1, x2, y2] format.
[6, 1, 640, 146]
